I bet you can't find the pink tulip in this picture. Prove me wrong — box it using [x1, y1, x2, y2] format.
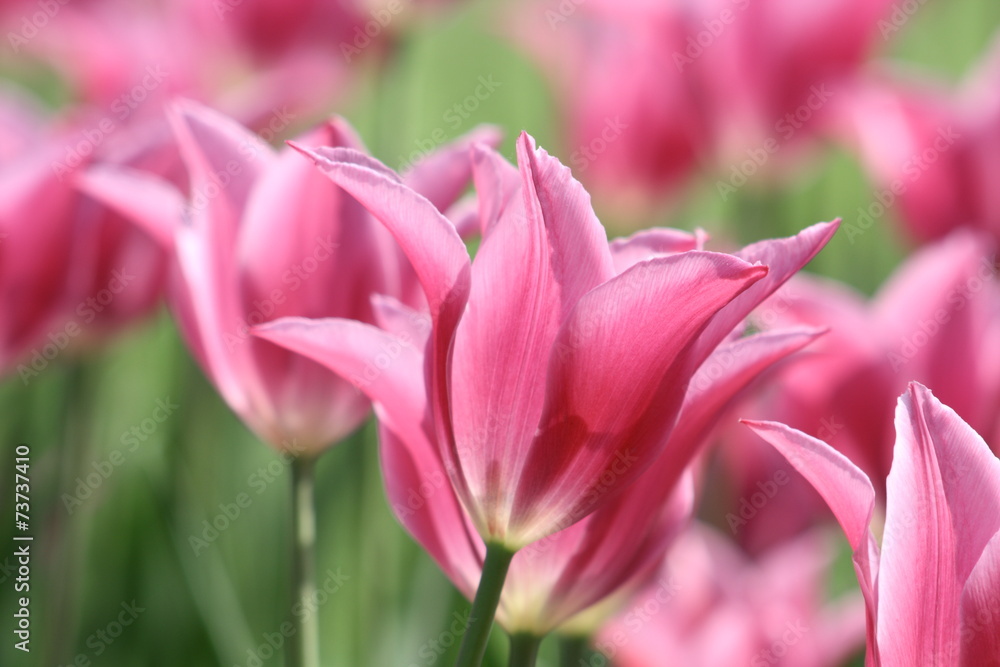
[727, 229, 998, 501]
[694, 0, 896, 162]
[597, 524, 866, 667]
[716, 230, 999, 552]
[254, 132, 823, 551]
[495, 324, 825, 635]
[257, 295, 829, 637]
[181, 0, 358, 60]
[3, 0, 347, 130]
[745, 382, 1000, 666]
[253, 137, 838, 663]
[258, 135, 836, 572]
[517, 0, 708, 216]
[181, 0, 461, 65]
[519, 0, 895, 218]
[839, 34, 1000, 244]
[493, 213, 839, 631]
[0, 91, 169, 378]
[83, 100, 497, 454]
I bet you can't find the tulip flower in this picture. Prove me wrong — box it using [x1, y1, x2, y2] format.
[517, 0, 708, 217]
[518, 0, 896, 218]
[82, 99, 498, 455]
[839, 33, 1000, 244]
[496, 326, 824, 637]
[596, 524, 866, 667]
[0, 90, 170, 379]
[745, 382, 1000, 666]
[2, 0, 347, 132]
[258, 302, 828, 660]
[181, 0, 363, 60]
[719, 230, 999, 551]
[181, 0, 463, 66]
[80, 100, 495, 667]
[255, 129, 840, 663]
[693, 0, 897, 163]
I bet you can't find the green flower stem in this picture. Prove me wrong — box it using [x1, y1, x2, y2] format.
[508, 633, 543, 667]
[455, 543, 517, 667]
[559, 635, 591, 667]
[288, 454, 320, 667]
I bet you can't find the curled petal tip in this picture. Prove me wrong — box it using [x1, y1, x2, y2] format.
[286, 140, 317, 160]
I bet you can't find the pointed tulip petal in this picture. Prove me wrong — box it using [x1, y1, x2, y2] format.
[742, 419, 879, 632]
[240, 128, 393, 323]
[471, 142, 522, 236]
[172, 224, 249, 416]
[517, 132, 616, 305]
[169, 99, 275, 228]
[609, 227, 704, 274]
[252, 317, 425, 440]
[293, 145, 470, 324]
[507, 252, 767, 546]
[76, 165, 183, 248]
[404, 124, 502, 212]
[168, 100, 277, 366]
[647, 327, 825, 503]
[877, 382, 1000, 665]
[447, 136, 618, 538]
[370, 295, 431, 350]
[293, 144, 472, 483]
[693, 220, 840, 361]
[378, 425, 483, 601]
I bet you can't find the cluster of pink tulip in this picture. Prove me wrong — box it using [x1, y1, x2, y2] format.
[2, 0, 999, 665]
